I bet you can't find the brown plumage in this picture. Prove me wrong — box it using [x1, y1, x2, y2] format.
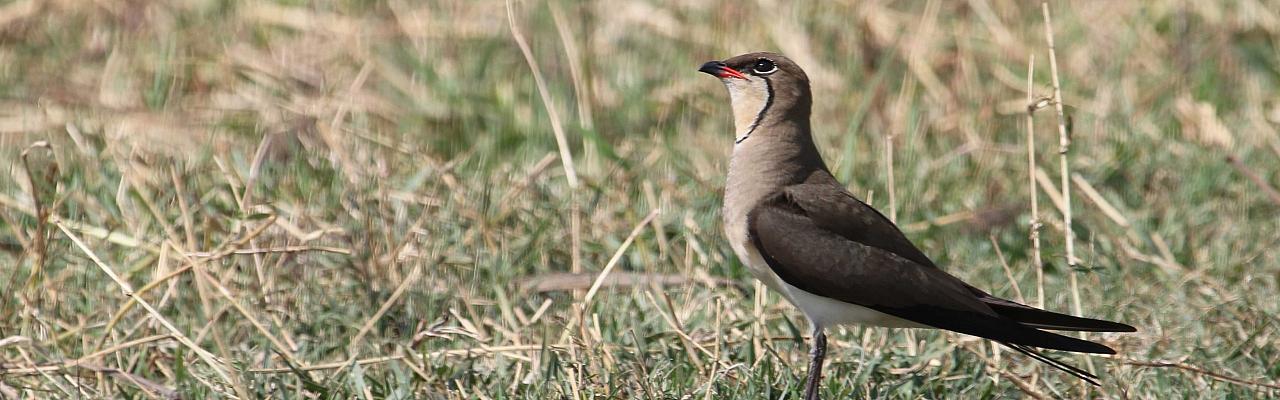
[700, 52, 1134, 398]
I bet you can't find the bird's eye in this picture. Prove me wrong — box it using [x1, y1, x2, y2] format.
[751, 59, 777, 74]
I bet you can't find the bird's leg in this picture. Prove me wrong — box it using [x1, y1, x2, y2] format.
[803, 326, 827, 400]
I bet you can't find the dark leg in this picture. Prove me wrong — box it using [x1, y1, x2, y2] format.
[803, 326, 827, 400]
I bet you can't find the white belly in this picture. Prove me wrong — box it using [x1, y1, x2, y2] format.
[782, 279, 927, 329]
[729, 234, 927, 330]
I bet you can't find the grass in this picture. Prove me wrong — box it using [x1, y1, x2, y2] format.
[2, 0, 1279, 398]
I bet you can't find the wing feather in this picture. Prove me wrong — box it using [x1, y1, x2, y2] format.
[747, 186, 1115, 355]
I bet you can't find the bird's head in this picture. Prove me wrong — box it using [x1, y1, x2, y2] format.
[698, 52, 811, 143]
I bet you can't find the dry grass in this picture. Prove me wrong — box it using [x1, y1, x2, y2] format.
[2, 0, 1279, 398]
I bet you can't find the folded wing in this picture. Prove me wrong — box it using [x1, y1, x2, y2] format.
[746, 182, 1118, 355]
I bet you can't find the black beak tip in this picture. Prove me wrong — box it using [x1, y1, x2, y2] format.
[698, 61, 725, 75]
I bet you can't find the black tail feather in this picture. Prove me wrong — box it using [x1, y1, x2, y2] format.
[1001, 342, 1100, 386]
[978, 294, 1136, 333]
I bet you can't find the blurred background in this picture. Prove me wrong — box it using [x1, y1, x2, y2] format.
[1, 0, 1278, 398]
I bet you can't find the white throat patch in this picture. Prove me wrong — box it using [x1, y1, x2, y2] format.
[722, 76, 773, 144]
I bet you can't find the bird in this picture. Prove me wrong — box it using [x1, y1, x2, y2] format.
[698, 52, 1135, 399]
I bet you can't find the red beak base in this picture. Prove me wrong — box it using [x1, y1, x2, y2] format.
[699, 61, 748, 80]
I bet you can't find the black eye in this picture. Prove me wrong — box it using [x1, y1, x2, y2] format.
[751, 59, 777, 74]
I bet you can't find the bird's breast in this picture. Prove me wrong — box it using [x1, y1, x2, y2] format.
[723, 150, 792, 294]
[723, 217, 789, 296]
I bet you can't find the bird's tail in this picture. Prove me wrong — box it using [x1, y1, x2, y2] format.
[978, 294, 1136, 332]
[1001, 342, 1101, 386]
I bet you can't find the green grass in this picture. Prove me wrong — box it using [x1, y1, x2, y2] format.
[2, 1, 1279, 398]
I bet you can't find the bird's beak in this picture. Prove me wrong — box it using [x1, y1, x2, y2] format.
[699, 61, 747, 80]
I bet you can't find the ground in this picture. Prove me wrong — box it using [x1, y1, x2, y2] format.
[1, 0, 1279, 398]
